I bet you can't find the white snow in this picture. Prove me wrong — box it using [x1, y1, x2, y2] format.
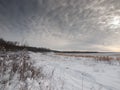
[0, 51, 120, 90]
[29, 52, 120, 90]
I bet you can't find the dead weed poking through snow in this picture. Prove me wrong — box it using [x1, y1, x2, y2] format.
[0, 50, 48, 90]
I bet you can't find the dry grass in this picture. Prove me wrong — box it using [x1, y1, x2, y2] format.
[0, 50, 45, 90]
[56, 53, 120, 61]
[116, 57, 120, 61]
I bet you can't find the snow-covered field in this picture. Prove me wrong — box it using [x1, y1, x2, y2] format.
[0, 51, 120, 90]
[30, 52, 120, 90]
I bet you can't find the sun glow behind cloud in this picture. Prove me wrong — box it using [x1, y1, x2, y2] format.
[0, 0, 120, 52]
[107, 16, 120, 29]
[111, 16, 120, 26]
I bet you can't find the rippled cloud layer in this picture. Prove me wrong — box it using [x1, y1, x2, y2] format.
[0, 0, 120, 51]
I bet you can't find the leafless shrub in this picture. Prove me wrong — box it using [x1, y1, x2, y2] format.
[0, 50, 45, 90]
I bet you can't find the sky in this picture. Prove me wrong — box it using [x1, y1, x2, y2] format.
[0, 0, 120, 52]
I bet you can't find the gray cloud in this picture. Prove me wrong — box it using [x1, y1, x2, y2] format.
[0, 0, 120, 51]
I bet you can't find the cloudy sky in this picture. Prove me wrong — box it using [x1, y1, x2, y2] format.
[0, 0, 120, 52]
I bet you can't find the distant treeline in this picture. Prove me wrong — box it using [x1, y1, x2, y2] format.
[0, 38, 55, 52]
[58, 51, 99, 53]
[0, 38, 99, 53]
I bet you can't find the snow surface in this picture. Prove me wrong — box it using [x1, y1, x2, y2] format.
[29, 52, 120, 90]
[0, 51, 120, 90]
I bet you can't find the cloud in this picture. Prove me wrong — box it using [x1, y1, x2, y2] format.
[0, 0, 120, 51]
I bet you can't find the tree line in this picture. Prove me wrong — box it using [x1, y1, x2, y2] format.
[0, 38, 54, 52]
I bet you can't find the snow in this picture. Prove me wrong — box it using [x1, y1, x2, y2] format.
[0, 51, 120, 90]
[29, 52, 120, 90]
